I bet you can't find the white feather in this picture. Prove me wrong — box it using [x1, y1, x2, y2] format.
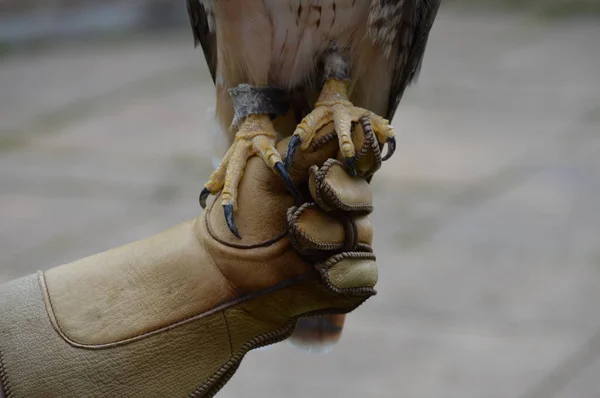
[205, 105, 230, 168]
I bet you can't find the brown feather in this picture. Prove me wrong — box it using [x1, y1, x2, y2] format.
[384, 0, 442, 120]
[186, 0, 217, 83]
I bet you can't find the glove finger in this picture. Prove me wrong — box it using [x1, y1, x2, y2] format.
[287, 203, 373, 256]
[308, 159, 373, 213]
[316, 252, 378, 296]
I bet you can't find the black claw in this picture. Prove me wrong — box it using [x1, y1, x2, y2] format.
[223, 204, 241, 239]
[285, 135, 302, 170]
[199, 187, 211, 209]
[344, 157, 357, 177]
[275, 162, 304, 204]
[382, 137, 396, 161]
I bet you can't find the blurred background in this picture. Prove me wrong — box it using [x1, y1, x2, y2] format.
[1, 1, 600, 397]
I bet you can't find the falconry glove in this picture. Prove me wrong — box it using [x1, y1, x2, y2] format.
[0, 122, 381, 398]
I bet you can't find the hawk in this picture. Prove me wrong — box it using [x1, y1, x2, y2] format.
[186, 0, 440, 351]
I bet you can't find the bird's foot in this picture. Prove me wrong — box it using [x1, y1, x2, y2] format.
[285, 78, 396, 176]
[200, 114, 302, 238]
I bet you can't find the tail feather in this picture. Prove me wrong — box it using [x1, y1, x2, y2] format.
[287, 314, 347, 354]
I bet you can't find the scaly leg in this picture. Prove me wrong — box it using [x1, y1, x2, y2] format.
[285, 50, 396, 175]
[200, 85, 302, 238]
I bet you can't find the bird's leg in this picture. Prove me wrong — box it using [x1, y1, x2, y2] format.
[285, 49, 396, 176]
[200, 84, 302, 238]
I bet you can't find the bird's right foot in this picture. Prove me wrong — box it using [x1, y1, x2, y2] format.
[200, 114, 302, 238]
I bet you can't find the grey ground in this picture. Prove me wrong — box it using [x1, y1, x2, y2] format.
[1, 7, 600, 398]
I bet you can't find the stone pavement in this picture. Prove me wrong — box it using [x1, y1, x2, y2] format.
[1, 7, 600, 398]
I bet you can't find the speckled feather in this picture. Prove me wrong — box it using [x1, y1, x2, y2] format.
[187, 0, 441, 126]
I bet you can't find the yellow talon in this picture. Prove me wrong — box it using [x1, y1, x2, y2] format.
[290, 78, 395, 173]
[200, 114, 302, 238]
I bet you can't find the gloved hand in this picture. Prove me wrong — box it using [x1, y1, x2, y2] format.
[0, 122, 382, 398]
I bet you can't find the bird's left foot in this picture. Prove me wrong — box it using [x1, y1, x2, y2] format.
[285, 78, 396, 176]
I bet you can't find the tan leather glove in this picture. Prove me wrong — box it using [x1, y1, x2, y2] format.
[0, 123, 381, 398]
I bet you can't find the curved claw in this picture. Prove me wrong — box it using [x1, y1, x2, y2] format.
[275, 162, 304, 204]
[344, 157, 357, 177]
[199, 187, 211, 209]
[285, 135, 302, 170]
[382, 136, 396, 161]
[223, 203, 241, 239]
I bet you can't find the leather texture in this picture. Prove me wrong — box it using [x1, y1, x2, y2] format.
[0, 122, 380, 398]
[42, 219, 234, 346]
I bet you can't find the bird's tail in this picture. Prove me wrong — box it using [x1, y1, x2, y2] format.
[287, 314, 347, 354]
[205, 105, 231, 169]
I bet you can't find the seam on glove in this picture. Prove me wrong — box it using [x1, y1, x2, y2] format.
[0, 346, 13, 398]
[316, 252, 378, 297]
[204, 197, 287, 249]
[201, 360, 242, 398]
[316, 159, 373, 212]
[356, 243, 374, 253]
[222, 312, 234, 356]
[313, 165, 335, 212]
[287, 204, 346, 253]
[38, 271, 311, 350]
[191, 301, 370, 398]
[189, 318, 297, 398]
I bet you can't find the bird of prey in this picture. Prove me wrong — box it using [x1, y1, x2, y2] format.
[187, 0, 440, 351]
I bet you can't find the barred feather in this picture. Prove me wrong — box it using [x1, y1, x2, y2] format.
[368, 0, 405, 58]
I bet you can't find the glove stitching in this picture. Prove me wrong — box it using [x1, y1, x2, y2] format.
[222, 312, 234, 356]
[320, 180, 373, 212]
[317, 252, 378, 296]
[38, 270, 304, 350]
[356, 243, 375, 253]
[202, 361, 242, 398]
[0, 348, 13, 398]
[194, 301, 376, 398]
[321, 251, 377, 270]
[317, 159, 373, 212]
[287, 204, 345, 253]
[319, 266, 377, 297]
[189, 319, 298, 398]
[313, 162, 335, 212]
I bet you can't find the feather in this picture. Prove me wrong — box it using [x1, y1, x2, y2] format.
[382, 0, 441, 120]
[288, 314, 347, 354]
[187, 0, 217, 83]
